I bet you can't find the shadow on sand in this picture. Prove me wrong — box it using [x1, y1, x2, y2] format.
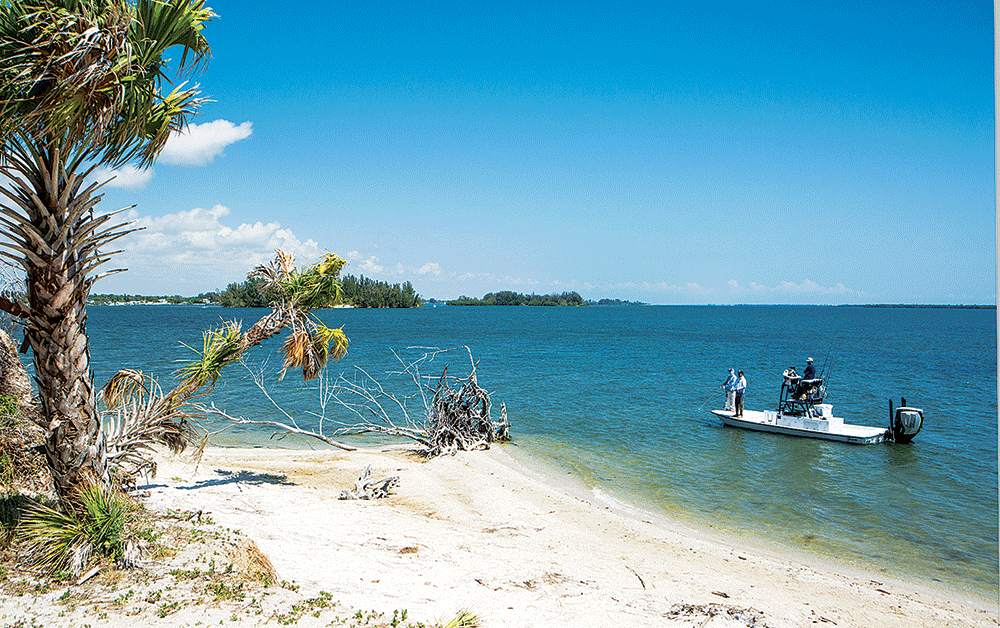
[159, 468, 297, 490]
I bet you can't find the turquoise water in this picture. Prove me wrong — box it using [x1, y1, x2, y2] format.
[82, 304, 997, 599]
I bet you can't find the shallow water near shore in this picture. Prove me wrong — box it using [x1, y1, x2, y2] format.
[82, 304, 998, 600]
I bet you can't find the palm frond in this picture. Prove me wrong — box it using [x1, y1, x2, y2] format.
[175, 320, 243, 390]
[281, 252, 345, 310]
[103, 373, 206, 482]
[279, 327, 313, 381]
[438, 611, 481, 628]
[278, 323, 349, 382]
[312, 323, 348, 365]
[21, 481, 135, 575]
[101, 369, 148, 409]
[0, 0, 215, 167]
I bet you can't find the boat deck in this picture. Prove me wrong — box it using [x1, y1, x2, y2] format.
[711, 409, 888, 444]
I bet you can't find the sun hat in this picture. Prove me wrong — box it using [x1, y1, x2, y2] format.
[807, 357, 813, 362]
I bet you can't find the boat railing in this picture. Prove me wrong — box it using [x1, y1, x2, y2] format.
[778, 377, 826, 414]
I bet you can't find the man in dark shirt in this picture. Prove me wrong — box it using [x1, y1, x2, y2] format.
[803, 357, 816, 380]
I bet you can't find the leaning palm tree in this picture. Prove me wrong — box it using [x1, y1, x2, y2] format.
[100, 250, 350, 482]
[0, 0, 214, 507]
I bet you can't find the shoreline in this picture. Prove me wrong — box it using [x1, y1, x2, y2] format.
[197, 427, 999, 607]
[498, 443, 995, 611]
[131, 444, 995, 627]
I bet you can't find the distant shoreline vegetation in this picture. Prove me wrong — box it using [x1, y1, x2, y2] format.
[445, 291, 648, 307]
[837, 304, 995, 310]
[88, 273, 424, 309]
[216, 273, 421, 308]
[88, 293, 218, 306]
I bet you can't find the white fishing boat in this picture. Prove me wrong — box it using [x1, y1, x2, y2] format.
[712, 372, 923, 445]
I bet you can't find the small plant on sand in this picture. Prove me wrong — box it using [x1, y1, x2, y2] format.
[20, 482, 141, 575]
[437, 611, 480, 628]
[0, 394, 18, 425]
[205, 580, 245, 602]
[157, 600, 181, 617]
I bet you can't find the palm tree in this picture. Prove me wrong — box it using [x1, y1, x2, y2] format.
[100, 250, 350, 480]
[0, 0, 214, 506]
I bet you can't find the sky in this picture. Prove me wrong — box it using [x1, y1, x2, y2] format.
[86, 0, 994, 304]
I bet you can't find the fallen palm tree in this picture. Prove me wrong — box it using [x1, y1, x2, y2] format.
[98, 250, 351, 487]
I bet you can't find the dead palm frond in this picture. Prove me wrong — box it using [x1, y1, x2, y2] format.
[101, 370, 206, 482]
[279, 322, 349, 381]
[279, 327, 315, 381]
[101, 369, 148, 410]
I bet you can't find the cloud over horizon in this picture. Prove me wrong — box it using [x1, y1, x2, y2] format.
[109, 204, 319, 292]
[728, 279, 859, 296]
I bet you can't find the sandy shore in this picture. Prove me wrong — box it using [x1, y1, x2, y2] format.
[1, 445, 995, 627]
[131, 444, 993, 627]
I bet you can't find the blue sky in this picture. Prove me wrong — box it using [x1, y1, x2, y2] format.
[92, 0, 994, 304]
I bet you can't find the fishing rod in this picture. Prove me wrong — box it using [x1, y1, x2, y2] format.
[697, 384, 728, 411]
[820, 354, 834, 398]
[697, 391, 719, 411]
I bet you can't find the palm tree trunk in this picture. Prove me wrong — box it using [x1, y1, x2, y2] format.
[1, 138, 111, 506]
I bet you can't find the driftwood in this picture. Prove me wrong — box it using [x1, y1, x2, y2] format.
[195, 359, 356, 451]
[338, 465, 399, 500]
[201, 347, 511, 459]
[330, 346, 511, 457]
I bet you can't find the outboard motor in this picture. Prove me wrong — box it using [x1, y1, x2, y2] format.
[888, 397, 924, 443]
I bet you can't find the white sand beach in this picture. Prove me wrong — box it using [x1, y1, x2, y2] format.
[1, 445, 995, 627]
[146, 445, 996, 627]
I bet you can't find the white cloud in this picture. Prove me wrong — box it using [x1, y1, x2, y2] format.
[112, 204, 319, 290]
[92, 165, 154, 189]
[640, 281, 712, 294]
[733, 279, 858, 296]
[357, 256, 384, 275]
[417, 262, 442, 276]
[159, 119, 253, 166]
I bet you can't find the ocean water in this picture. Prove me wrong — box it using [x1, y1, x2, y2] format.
[80, 304, 997, 600]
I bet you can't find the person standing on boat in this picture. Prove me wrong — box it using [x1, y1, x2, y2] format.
[803, 357, 816, 380]
[734, 370, 746, 417]
[722, 368, 737, 411]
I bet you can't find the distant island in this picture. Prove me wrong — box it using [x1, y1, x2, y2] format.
[445, 291, 647, 306]
[88, 273, 424, 309]
[837, 304, 995, 310]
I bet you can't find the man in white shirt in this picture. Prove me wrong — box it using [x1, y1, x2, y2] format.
[722, 368, 737, 411]
[734, 370, 747, 417]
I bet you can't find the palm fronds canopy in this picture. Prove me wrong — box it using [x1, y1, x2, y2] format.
[0, 0, 215, 167]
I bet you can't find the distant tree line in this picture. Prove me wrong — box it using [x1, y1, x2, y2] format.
[448, 291, 586, 306]
[217, 277, 272, 308]
[89, 293, 219, 305]
[216, 274, 422, 309]
[591, 298, 648, 306]
[340, 275, 421, 308]
[838, 304, 995, 310]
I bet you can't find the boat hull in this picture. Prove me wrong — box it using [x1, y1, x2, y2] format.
[711, 409, 888, 445]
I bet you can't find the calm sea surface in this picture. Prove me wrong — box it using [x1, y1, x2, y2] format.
[81, 305, 997, 599]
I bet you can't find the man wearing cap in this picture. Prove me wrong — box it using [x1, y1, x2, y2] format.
[803, 357, 816, 380]
[734, 370, 746, 417]
[721, 368, 737, 411]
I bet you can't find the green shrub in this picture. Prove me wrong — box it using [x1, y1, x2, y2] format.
[20, 483, 136, 574]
